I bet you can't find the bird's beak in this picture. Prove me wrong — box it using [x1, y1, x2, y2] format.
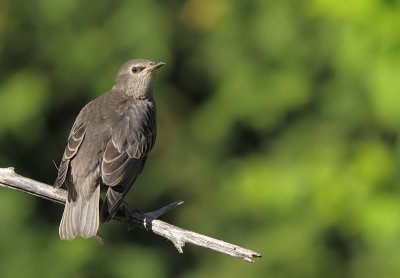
[147, 62, 166, 72]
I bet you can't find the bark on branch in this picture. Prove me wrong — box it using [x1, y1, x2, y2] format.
[0, 167, 261, 263]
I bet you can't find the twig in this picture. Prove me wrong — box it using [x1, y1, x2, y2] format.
[0, 167, 261, 263]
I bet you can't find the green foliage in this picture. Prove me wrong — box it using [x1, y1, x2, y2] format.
[1, 0, 400, 277]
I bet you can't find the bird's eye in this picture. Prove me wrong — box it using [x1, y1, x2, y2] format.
[131, 67, 138, 74]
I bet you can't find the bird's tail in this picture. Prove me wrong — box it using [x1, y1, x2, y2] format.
[59, 186, 100, 240]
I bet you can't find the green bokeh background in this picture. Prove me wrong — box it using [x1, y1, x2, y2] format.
[1, 0, 400, 277]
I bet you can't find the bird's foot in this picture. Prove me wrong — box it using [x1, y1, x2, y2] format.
[122, 202, 142, 231]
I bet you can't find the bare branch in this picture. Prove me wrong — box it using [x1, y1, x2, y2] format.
[0, 167, 261, 262]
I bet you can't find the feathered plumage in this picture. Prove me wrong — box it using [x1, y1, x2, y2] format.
[54, 59, 163, 240]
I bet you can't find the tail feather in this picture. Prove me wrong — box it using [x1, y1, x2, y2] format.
[59, 186, 100, 240]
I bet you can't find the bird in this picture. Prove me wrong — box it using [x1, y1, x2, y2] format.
[54, 59, 165, 240]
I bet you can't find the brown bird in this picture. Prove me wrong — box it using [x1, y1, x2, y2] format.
[54, 59, 165, 240]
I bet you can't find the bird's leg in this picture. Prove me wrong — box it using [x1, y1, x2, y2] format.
[121, 202, 143, 231]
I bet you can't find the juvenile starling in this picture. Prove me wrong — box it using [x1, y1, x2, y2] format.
[54, 59, 165, 240]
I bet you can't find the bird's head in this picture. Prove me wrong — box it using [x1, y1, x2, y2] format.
[113, 59, 165, 99]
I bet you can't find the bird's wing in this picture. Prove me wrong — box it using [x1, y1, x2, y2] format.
[101, 102, 156, 219]
[102, 103, 155, 186]
[54, 122, 86, 187]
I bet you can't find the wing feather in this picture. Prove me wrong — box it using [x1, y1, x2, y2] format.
[63, 123, 86, 160]
[100, 102, 156, 220]
[54, 122, 86, 187]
